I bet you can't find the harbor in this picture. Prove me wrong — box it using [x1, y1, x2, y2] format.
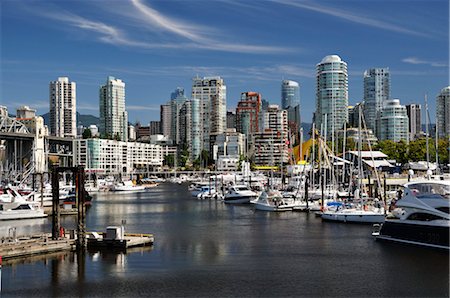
[1, 182, 448, 297]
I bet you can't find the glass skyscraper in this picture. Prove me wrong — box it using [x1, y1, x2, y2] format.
[315, 55, 348, 136]
[281, 80, 300, 110]
[436, 86, 450, 139]
[363, 68, 390, 134]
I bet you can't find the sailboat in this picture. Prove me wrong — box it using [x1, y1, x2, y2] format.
[321, 105, 385, 223]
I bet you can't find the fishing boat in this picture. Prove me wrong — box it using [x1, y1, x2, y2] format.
[373, 180, 450, 250]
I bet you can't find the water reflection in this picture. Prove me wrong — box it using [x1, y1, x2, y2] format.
[2, 183, 449, 297]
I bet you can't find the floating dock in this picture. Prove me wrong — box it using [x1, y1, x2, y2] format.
[87, 231, 154, 250]
[0, 233, 76, 260]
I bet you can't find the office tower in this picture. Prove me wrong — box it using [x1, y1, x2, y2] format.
[236, 92, 262, 139]
[149, 121, 161, 135]
[49, 77, 76, 137]
[171, 87, 185, 100]
[281, 80, 300, 110]
[226, 111, 237, 129]
[160, 103, 172, 138]
[191, 76, 227, 152]
[406, 104, 422, 140]
[377, 99, 409, 142]
[436, 86, 450, 138]
[261, 99, 270, 111]
[363, 68, 390, 134]
[99, 76, 128, 141]
[170, 87, 188, 145]
[315, 55, 348, 136]
[281, 80, 301, 142]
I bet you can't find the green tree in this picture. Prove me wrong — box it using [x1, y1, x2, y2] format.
[408, 138, 427, 162]
[82, 128, 92, 139]
[163, 154, 175, 167]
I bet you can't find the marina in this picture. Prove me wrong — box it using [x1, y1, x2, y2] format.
[1, 182, 448, 297]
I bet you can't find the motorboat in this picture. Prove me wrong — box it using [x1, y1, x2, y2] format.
[224, 185, 258, 204]
[111, 181, 146, 192]
[252, 190, 294, 211]
[373, 180, 450, 250]
[0, 188, 47, 220]
[190, 183, 212, 197]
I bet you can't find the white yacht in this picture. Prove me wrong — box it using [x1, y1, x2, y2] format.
[0, 188, 47, 220]
[320, 189, 385, 223]
[224, 185, 258, 204]
[111, 180, 146, 192]
[252, 190, 294, 212]
[373, 180, 450, 250]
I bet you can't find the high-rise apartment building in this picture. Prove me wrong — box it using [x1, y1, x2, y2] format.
[49, 77, 76, 137]
[363, 68, 390, 134]
[99, 76, 128, 141]
[377, 99, 409, 142]
[436, 86, 450, 139]
[226, 111, 237, 129]
[160, 103, 172, 138]
[236, 92, 261, 141]
[254, 104, 289, 166]
[406, 104, 422, 140]
[315, 55, 348, 135]
[191, 76, 227, 152]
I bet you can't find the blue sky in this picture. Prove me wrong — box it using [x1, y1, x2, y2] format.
[1, 0, 448, 124]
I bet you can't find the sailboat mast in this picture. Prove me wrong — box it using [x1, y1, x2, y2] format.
[357, 104, 362, 191]
[425, 93, 430, 172]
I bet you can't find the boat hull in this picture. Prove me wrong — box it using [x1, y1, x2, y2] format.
[224, 196, 254, 204]
[375, 220, 449, 250]
[321, 211, 385, 223]
[254, 203, 292, 212]
[0, 210, 48, 220]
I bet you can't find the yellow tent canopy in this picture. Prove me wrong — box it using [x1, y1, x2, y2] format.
[292, 138, 316, 163]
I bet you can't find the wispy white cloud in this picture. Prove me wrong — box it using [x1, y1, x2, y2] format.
[126, 0, 293, 53]
[130, 0, 209, 43]
[274, 0, 428, 37]
[32, 1, 292, 54]
[402, 57, 447, 67]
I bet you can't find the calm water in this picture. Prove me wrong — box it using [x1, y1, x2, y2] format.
[2, 183, 449, 297]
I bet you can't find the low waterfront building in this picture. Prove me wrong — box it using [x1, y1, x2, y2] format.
[216, 155, 240, 172]
[212, 129, 246, 171]
[73, 139, 164, 175]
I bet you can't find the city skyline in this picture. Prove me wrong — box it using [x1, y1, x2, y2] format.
[1, 0, 448, 124]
